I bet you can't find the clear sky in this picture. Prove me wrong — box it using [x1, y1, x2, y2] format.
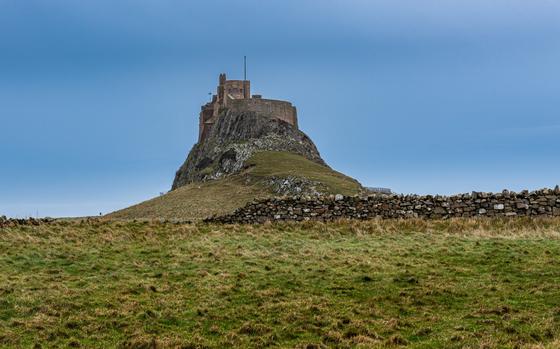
[1, 0, 559, 218]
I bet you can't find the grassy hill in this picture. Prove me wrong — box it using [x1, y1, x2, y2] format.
[2, 218, 560, 348]
[108, 151, 362, 221]
[245, 151, 362, 195]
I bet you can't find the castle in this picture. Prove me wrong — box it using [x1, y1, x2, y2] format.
[198, 73, 298, 142]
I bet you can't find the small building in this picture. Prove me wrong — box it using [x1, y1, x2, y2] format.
[366, 187, 393, 195]
[198, 73, 298, 142]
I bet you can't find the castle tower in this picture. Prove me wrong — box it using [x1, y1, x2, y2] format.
[198, 73, 297, 143]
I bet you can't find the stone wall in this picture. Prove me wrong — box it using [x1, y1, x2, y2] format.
[0, 216, 54, 228]
[228, 98, 298, 128]
[207, 187, 560, 224]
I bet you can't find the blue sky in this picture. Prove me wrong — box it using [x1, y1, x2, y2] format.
[1, 0, 559, 218]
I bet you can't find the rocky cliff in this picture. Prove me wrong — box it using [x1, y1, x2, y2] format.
[172, 109, 327, 189]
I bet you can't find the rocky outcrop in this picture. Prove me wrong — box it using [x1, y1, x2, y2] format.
[266, 176, 324, 197]
[172, 110, 326, 189]
[207, 187, 560, 223]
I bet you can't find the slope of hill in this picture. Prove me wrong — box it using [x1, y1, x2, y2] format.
[108, 151, 362, 221]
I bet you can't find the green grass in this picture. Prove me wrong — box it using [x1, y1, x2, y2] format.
[246, 151, 362, 196]
[108, 151, 362, 221]
[107, 176, 268, 221]
[1, 218, 560, 348]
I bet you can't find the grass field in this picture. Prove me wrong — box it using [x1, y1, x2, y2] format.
[108, 151, 362, 221]
[1, 218, 560, 348]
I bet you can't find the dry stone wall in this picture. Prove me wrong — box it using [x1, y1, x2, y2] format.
[0, 216, 54, 228]
[207, 187, 560, 224]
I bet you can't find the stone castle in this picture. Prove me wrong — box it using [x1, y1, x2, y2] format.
[198, 73, 298, 142]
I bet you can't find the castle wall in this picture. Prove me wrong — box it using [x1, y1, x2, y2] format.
[228, 98, 298, 128]
[199, 104, 216, 142]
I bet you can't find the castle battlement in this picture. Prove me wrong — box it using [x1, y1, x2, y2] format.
[198, 73, 298, 142]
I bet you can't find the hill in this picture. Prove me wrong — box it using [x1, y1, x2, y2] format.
[108, 151, 362, 221]
[109, 71, 370, 221]
[110, 95, 365, 221]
